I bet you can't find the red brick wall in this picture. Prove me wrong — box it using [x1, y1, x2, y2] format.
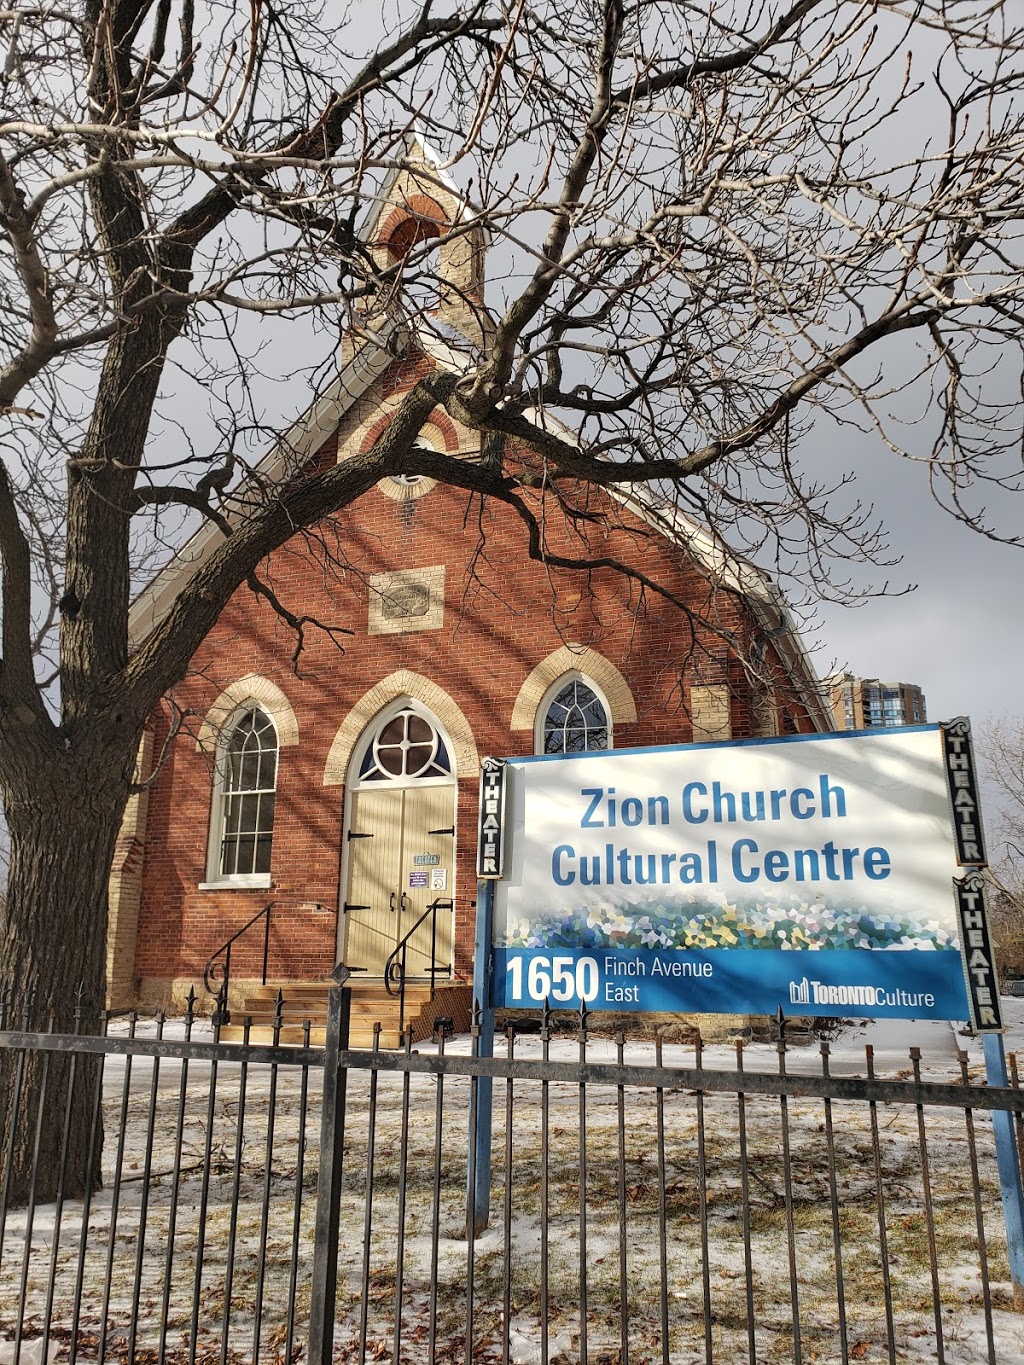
[130, 467, 817, 1000]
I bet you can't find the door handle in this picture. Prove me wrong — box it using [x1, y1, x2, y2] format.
[401, 892, 410, 913]
[389, 891, 397, 913]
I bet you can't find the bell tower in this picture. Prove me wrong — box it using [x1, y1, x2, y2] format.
[363, 131, 491, 352]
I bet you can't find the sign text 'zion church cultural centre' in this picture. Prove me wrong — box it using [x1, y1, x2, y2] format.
[478, 720, 1001, 1030]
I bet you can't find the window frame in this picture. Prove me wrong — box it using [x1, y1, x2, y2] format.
[534, 672, 614, 756]
[350, 698, 456, 791]
[201, 703, 280, 889]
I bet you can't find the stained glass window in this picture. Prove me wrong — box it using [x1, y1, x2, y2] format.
[358, 707, 453, 782]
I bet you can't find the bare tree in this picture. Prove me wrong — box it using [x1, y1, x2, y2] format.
[981, 715, 1024, 978]
[1, 0, 1023, 1198]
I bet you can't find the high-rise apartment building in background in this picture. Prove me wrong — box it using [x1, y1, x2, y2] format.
[828, 672, 927, 731]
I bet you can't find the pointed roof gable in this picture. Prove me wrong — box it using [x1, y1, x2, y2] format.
[129, 134, 831, 729]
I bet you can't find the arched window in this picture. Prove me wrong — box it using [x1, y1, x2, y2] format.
[209, 707, 279, 881]
[356, 703, 454, 784]
[540, 677, 611, 754]
[383, 202, 444, 261]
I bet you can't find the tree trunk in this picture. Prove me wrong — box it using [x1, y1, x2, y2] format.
[0, 743, 132, 1207]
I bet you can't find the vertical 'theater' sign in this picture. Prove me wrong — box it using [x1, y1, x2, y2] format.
[941, 718, 1001, 1033]
[954, 871, 1002, 1031]
[942, 717, 987, 866]
[477, 758, 507, 879]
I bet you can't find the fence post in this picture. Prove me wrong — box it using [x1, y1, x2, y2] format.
[308, 963, 352, 1365]
[982, 1032, 1024, 1309]
[470, 879, 495, 1235]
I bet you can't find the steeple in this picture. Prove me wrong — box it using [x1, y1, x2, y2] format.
[360, 129, 491, 351]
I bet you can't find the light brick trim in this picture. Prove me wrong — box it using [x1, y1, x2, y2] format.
[510, 646, 638, 732]
[751, 686, 779, 738]
[348, 406, 461, 502]
[106, 728, 155, 1008]
[690, 684, 732, 742]
[368, 565, 445, 636]
[376, 476, 437, 502]
[357, 409, 459, 455]
[196, 674, 300, 752]
[323, 671, 479, 784]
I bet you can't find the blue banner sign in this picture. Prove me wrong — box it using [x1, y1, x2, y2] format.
[488, 727, 975, 1020]
[494, 946, 967, 1020]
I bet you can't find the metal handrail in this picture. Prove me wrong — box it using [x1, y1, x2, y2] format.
[202, 901, 275, 1024]
[383, 898, 453, 1037]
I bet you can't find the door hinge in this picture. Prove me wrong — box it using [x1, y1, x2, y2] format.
[347, 830, 374, 841]
[428, 826, 455, 836]
[343, 903, 371, 913]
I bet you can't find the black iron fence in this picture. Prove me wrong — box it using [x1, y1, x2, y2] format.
[2, 982, 1023, 1365]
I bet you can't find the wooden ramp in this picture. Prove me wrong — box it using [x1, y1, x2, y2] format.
[217, 980, 474, 1048]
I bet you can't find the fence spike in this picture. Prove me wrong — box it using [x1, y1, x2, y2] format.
[2, 982, 1021, 1360]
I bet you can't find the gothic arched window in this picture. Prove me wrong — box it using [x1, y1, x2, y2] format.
[541, 678, 611, 754]
[213, 707, 279, 878]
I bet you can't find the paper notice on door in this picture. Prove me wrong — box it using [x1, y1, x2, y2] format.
[430, 867, 448, 891]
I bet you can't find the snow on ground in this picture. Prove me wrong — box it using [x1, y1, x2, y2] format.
[1, 1002, 1022, 1364]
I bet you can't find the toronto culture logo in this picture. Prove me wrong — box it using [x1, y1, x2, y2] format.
[789, 977, 937, 1009]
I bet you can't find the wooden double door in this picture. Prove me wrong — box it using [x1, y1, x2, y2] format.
[342, 783, 455, 978]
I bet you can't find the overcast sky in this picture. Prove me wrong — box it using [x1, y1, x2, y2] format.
[809, 441, 1023, 778]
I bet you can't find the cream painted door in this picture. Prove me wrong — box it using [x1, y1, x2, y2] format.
[399, 786, 455, 979]
[344, 789, 405, 974]
[343, 785, 455, 978]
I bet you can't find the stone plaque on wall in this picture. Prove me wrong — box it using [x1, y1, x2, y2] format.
[368, 566, 445, 635]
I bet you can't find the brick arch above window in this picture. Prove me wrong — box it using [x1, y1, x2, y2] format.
[356, 408, 460, 456]
[510, 646, 637, 732]
[323, 670, 478, 785]
[196, 674, 300, 753]
[378, 195, 448, 259]
[353, 408, 460, 502]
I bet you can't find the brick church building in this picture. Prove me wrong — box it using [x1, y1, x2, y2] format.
[105, 140, 832, 1036]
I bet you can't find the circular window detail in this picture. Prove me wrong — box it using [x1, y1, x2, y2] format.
[359, 706, 454, 782]
[376, 474, 437, 502]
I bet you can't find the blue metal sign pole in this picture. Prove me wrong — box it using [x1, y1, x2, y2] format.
[469, 877, 496, 1235]
[982, 1031, 1024, 1308]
